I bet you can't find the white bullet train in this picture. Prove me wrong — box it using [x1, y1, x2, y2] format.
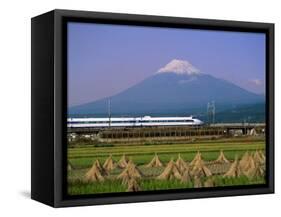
[67, 116, 204, 128]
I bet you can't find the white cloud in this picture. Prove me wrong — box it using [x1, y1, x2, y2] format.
[250, 79, 263, 86]
[157, 59, 200, 75]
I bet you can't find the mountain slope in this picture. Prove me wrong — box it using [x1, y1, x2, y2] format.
[69, 60, 264, 116]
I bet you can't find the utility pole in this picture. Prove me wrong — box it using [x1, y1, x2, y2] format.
[207, 102, 210, 125]
[212, 101, 215, 124]
[108, 98, 111, 128]
[207, 101, 216, 125]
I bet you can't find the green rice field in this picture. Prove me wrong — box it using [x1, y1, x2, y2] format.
[67, 137, 266, 195]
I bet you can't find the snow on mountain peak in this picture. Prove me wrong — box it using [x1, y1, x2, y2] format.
[157, 59, 200, 75]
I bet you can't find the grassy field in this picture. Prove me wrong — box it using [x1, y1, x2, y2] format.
[68, 137, 265, 168]
[67, 137, 266, 195]
[68, 176, 265, 195]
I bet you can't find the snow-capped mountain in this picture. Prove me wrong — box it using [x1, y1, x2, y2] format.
[69, 60, 264, 116]
[157, 59, 200, 75]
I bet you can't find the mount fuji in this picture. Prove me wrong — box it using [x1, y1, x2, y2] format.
[69, 59, 264, 117]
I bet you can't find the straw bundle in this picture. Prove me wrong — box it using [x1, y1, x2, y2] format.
[93, 159, 104, 172]
[239, 154, 256, 177]
[253, 150, 265, 165]
[244, 152, 266, 178]
[193, 176, 202, 188]
[259, 150, 266, 163]
[250, 163, 265, 177]
[146, 153, 163, 167]
[85, 160, 106, 182]
[103, 154, 116, 171]
[223, 155, 242, 177]
[180, 167, 192, 183]
[214, 150, 229, 164]
[126, 178, 141, 192]
[189, 151, 202, 167]
[118, 154, 129, 168]
[157, 159, 182, 180]
[176, 154, 189, 174]
[204, 178, 215, 187]
[238, 151, 250, 169]
[117, 160, 143, 185]
[191, 158, 212, 178]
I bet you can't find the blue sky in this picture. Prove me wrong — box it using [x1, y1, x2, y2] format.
[68, 22, 266, 107]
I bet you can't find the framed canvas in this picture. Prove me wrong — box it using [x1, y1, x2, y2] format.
[31, 9, 274, 207]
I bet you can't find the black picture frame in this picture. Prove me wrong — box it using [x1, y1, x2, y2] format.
[31, 9, 274, 207]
